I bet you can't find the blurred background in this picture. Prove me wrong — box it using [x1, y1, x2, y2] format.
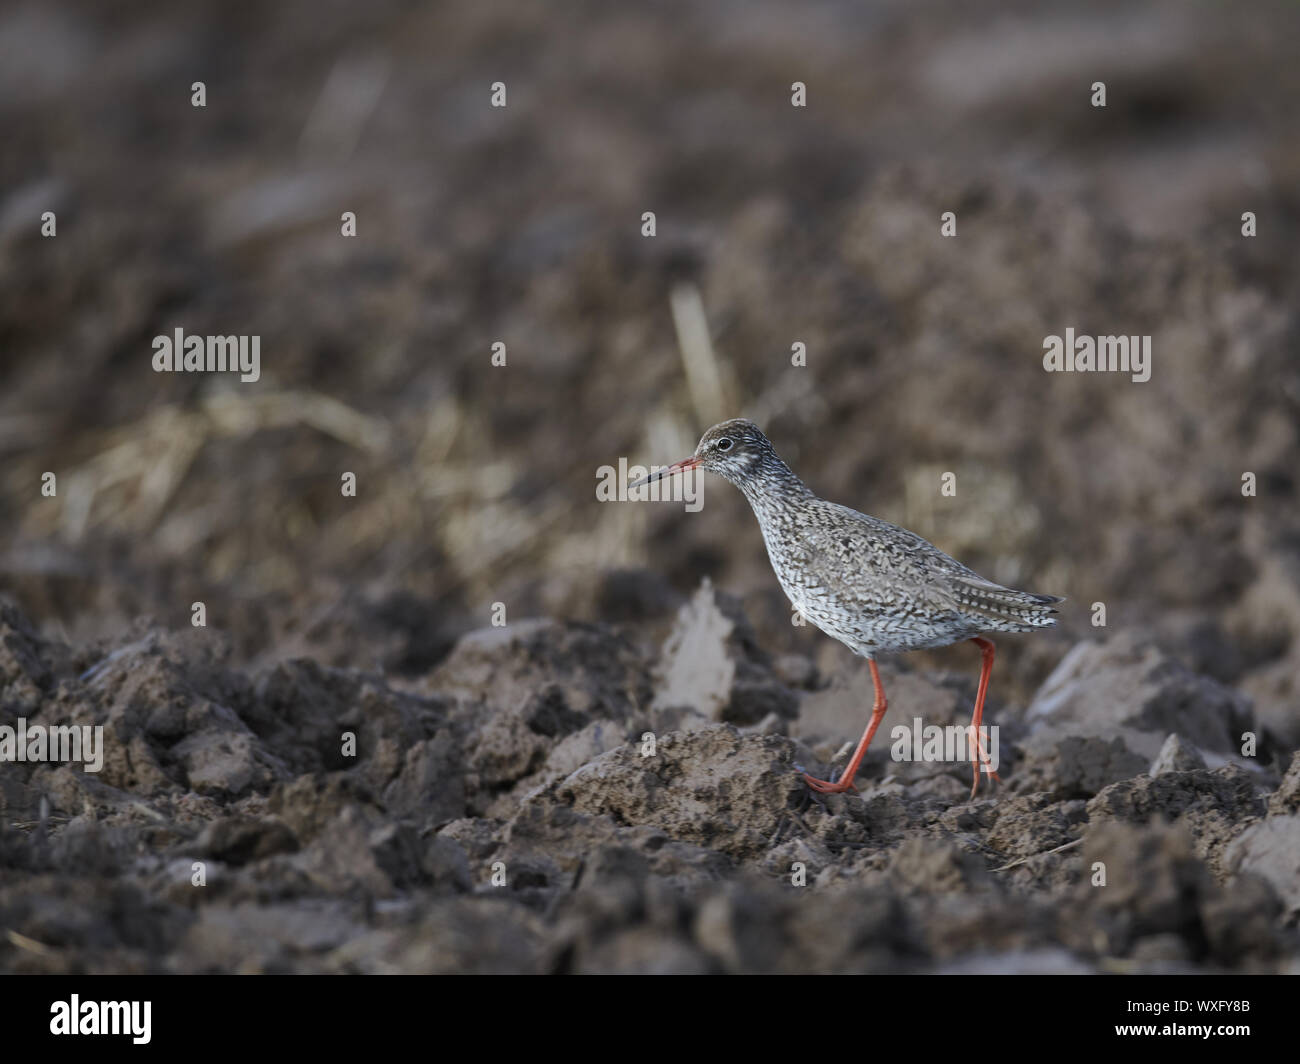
[1, 0, 1297, 726]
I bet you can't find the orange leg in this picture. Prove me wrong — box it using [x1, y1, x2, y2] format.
[967, 636, 1002, 799]
[804, 659, 887, 795]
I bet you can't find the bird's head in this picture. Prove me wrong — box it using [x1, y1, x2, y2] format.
[690, 418, 775, 485]
[628, 418, 774, 490]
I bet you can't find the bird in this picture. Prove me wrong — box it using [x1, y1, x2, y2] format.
[629, 418, 1062, 799]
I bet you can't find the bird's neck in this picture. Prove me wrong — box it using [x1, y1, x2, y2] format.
[736, 455, 816, 523]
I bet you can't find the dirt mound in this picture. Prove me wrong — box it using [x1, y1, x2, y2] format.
[2, 593, 1295, 973]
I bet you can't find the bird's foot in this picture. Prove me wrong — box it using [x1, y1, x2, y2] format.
[803, 770, 859, 795]
[967, 766, 1003, 801]
[967, 724, 1002, 800]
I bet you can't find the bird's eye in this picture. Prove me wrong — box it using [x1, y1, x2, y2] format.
[716, 437, 734, 452]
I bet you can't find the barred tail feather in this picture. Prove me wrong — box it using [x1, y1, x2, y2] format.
[939, 576, 1064, 631]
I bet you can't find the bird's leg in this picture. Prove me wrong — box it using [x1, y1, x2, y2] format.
[804, 659, 887, 795]
[966, 636, 1002, 799]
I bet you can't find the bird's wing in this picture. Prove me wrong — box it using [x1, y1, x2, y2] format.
[790, 508, 936, 599]
[797, 505, 1060, 626]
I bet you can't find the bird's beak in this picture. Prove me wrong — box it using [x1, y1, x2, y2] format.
[628, 455, 701, 489]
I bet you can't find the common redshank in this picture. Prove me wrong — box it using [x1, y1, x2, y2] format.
[630, 418, 1062, 799]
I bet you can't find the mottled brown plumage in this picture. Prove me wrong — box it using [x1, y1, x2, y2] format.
[632, 418, 1062, 798]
